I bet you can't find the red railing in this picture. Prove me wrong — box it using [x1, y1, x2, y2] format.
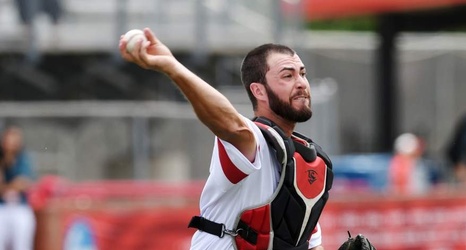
[29, 176, 466, 250]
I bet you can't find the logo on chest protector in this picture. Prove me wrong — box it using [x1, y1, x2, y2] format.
[295, 153, 326, 199]
[307, 169, 318, 185]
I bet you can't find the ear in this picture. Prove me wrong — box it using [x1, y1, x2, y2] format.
[250, 82, 267, 101]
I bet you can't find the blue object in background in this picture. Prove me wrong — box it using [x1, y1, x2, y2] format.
[63, 217, 97, 250]
[330, 153, 392, 192]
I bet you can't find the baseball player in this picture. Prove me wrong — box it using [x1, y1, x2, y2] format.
[119, 28, 333, 250]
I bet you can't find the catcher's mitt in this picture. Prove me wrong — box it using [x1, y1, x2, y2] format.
[338, 231, 377, 250]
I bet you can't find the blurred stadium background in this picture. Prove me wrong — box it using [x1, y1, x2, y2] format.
[0, 0, 466, 249]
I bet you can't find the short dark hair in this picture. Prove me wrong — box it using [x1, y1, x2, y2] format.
[240, 43, 295, 111]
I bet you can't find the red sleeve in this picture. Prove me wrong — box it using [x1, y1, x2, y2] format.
[218, 138, 248, 184]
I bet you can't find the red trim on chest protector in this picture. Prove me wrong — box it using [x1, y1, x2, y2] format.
[294, 153, 326, 199]
[236, 204, 271, 250]
[218, 138, 248, 184]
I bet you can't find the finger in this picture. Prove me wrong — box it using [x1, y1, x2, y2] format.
[126, 38, 149, 68]
[119, 41, 138, 63]
[138, 41, 151, 69]
[120, 38, 144, 65]
[142, 39, 151, 50]
[143, 27, 161, 45]
[118, 38, 127, 53]
[119, 39, 134, 61]
[130, 38, 145, 58]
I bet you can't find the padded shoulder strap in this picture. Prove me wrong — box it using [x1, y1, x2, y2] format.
[292, 131, 332, 170]
[252, 117, 295, 168]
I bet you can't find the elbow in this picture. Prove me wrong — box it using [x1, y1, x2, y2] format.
[219, 120, 252, 141]
[220, 123, 257, 162]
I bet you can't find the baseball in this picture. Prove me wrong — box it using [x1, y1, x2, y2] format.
[123, 29, 147, 53]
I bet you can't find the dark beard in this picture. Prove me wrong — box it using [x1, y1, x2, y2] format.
[265, 84, 312, 122]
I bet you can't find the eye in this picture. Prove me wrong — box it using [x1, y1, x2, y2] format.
[300, 72, 306, 77]
[284, 74, 292, 78]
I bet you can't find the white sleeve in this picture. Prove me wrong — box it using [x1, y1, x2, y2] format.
[211, 116, 264, 184]
[308, 222, 322, 249]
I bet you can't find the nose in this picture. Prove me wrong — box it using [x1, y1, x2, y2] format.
[295, 75, 307, 89]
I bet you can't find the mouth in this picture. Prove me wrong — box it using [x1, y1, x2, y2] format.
[292, 95, 309, 101]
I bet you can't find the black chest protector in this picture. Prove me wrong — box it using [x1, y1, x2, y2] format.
[188, 117, 333, 250]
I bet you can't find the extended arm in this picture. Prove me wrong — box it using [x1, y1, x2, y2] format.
[119, 28, 256, 161]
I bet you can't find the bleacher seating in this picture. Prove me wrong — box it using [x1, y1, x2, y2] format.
[0, 0, 283, 101]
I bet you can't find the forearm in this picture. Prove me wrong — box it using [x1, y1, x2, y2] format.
[0, 179, 5, 196]
[166, 60, 247, 139]
[0, 173, 5, 194]
[119, 29, 255, 159]
[163, 61, 256, 160]
[6, 176, 32, 192]
[0, 176, 31, 203]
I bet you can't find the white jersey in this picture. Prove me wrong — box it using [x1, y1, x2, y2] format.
[190, 116, 322, 250]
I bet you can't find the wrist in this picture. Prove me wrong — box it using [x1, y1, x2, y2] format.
[164, 59, 187, 80]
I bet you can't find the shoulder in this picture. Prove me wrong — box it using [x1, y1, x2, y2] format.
[239, 115, 269, 145]
[16, 150, 32, 163]
[14, 150, 35, 174]
[313, 142, 332, 169]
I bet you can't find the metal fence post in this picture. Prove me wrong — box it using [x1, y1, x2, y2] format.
[114, 0, 128, 63]
[132, 117, 150, 179]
